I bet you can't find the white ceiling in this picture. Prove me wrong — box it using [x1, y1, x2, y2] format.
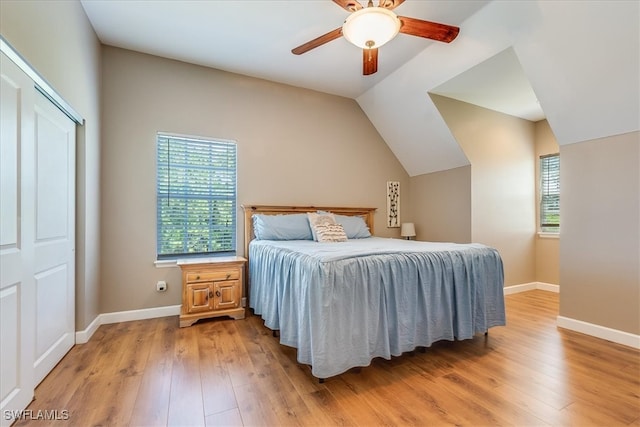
[81, 0, 639, 177]
[431, 47, 544, 122]
[80, 0, 541, 118]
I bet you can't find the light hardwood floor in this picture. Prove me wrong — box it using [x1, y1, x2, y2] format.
[15, 290, 640, 426]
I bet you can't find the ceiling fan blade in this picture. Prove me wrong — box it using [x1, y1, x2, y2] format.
[363, 48, 378, 75]
[378, 0, 404, 10]
[332, 0, 363, 12]
[398, 16, 459, 43]
[292, 28, 343, 55]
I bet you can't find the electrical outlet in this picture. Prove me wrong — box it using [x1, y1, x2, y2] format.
[156, 281, 167, 292]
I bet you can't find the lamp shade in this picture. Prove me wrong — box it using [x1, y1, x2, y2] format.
[342, 7, 401, 49]
[401, 222, 416, 238]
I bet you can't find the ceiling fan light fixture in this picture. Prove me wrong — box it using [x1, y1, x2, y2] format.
[342, 7, 401, 49]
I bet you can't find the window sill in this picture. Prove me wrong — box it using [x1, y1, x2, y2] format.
[154, 259, 178, 268]
[155, 253, 240, 268]
[537, 232, 560, 239]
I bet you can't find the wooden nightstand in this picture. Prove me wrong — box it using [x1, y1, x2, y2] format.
[177, 256, 246, 327]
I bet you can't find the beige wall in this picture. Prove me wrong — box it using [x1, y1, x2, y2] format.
[534, 120, 560, 285]
[408, 166, 471, 243]
[1, 0, 102, 330]
[560, 132, 640, 335]
[430, 95, 536, 286]
[100, 47, 409, 313]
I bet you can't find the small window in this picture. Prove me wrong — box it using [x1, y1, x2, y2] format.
[156, 133, 237, 259]
[540, 153, 560, 232]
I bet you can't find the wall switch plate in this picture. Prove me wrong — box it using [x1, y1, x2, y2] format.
[156, 281, 167, 292]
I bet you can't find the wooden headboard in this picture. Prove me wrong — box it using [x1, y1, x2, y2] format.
[241, 205, 377, 257]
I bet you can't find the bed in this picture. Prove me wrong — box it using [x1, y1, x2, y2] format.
[242, 205, 506, 380]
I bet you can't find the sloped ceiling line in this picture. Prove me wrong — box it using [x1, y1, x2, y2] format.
[357, 1, 530, 177]
[356, 0, 639, 177]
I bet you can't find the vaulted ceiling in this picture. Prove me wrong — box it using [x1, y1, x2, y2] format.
[81, 0, 639, 177]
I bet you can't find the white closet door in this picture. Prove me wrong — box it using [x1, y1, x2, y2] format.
[32, 91, 76, 385]
[0, 50, 76, 423]
[0, 52, 36, 422]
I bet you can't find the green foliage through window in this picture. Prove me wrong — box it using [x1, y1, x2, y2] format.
[156, 134, 237, 258]
[540, 153, 560, 232]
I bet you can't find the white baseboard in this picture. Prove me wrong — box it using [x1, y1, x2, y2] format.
[503, 282, 639, 349]
[100, 304, 181, 325]
[75, 315, 101, 344]
[557, 316, 640, 349]
[535, 282, 560, 293]
[504, 282, 559, 295]
[74, 305, 180, 344]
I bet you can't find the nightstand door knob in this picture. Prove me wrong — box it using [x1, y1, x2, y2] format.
[215, 290, 221, 298]
[196, 275, 200, 280]
[225, 273, 231, 280]
[208, 290, 213, 299]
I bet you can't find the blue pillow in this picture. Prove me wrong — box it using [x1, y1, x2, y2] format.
[334, 214, 371, 239]
[253, 214, 313, 240]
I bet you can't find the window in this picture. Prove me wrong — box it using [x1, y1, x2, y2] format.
[156, 133, 237, 259]
[540, 153, 560, 232]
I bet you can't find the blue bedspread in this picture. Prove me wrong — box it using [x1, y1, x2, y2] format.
[249, 237, 505, 378]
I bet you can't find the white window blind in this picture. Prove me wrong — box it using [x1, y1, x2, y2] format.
[156, 134, 237, 258]
[540, 153, 560, 232]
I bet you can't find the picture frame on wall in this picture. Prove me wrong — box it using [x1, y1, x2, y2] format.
[387, 181, 400, 228]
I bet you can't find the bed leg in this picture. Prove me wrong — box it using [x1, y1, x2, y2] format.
[485, 331, 488, 336]
[272, 330, 279, 338]
[319, 378, 325, 384]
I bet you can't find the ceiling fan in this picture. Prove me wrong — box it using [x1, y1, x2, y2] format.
[292, 0, 460, 76]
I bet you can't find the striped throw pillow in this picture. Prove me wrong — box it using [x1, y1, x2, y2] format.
[314, 223, 348, 243]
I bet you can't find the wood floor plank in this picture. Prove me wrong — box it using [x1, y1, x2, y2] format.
[205, 407, 243, 427]
[559, 400, 631, 427]
[17, 290, 640, 427]
[167, 325, 206, 427]
[369, 362, 471, 426]
[110, 319, 156, 377]
[301, 387, 357, 426]
[332, 359, 466, 426]
[197, 321, 239, 417]
[491, 383, 566, 426]
[233, 381, 284, 426]
[69, 371, 142, 427]
[218, 321, 259, 387]
[441, 370, 550, 426]
[473, 346, 574, 410]
[129, 316, 176, 427]
[240, 332, 317, 426]
[324, 377, 399, 426]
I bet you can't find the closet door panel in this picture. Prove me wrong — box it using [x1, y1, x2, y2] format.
[0, 286, 19, 401]
[0, 52, 36, 425]
[32, 92, 75, 385]
[0, 74, 18, 248]
[35, 266, 69, 357]
[35, 111, 69, 240]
